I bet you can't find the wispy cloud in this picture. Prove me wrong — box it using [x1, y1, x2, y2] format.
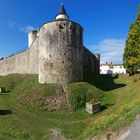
[87, 38, 125, 64]
[8, 20, 37, 33]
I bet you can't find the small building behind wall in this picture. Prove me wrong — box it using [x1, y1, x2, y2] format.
[100, 63, 126, 74]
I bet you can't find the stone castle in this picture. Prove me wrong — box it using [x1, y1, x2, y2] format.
[0, 4, 100, 85]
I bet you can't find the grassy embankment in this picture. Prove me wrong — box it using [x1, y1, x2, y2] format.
[0, 74, 140, 139]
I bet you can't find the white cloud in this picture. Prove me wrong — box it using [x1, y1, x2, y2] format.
[20, 25, 37, 32]
[87, 38, 125, 64]
[8, 20, 37, 33]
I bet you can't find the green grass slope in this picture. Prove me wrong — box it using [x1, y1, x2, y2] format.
[0, 74, 140, 139]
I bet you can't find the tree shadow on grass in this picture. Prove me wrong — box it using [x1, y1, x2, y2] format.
[92, 104, 114, 115]
[84, 73, 126, 91]
[0, 110, 12, 115]
[101, 103, 115, 110]
[4, 90, 11, 93]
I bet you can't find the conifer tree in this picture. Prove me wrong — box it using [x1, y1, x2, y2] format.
[123, 5, 140, 75]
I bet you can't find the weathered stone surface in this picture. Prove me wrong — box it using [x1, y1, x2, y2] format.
[0, 38, 39, 75]
[86, 102, 101, 114]
[83, 47, 100, 74]
[39, 20, 83, 85]
[28, 38, 39, 74]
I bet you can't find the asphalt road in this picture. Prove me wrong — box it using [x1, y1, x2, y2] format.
[118, 118, 140, 140]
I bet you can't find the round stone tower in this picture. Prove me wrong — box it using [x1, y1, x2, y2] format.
[39, 4, 83, 85]
[28, 30, 38, 48]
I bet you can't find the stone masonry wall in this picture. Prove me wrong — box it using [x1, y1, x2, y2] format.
[0, 20, 99, 83]
[0, 50, 29, 75]
[39, 20, 83, 85]
[0, 38, 39, 75]
[83, 47, 100, 73]
[28, 38, 39, 74]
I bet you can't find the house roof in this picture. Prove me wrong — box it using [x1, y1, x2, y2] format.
[100, 63, 123, 66]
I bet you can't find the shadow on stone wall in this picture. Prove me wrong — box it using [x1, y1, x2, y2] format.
[83, 73, 126, 91]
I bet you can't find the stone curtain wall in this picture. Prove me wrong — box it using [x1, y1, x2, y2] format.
[28, 38, 39, 74]
[0, 38, 99, 78]
[0, 38, 39, 75]
[0, 21, 99, 83]
[83, 47, 100, 73]
[0, 51, 29, 75]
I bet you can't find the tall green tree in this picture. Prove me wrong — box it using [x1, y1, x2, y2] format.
[123, 5, 140, 75]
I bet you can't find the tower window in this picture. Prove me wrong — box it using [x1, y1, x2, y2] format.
[59, 24, 64, 29]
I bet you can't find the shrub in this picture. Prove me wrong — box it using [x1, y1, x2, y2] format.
[67, 82, 103, 111]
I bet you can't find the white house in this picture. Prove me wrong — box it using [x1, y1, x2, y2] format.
[100, 63, 126, 74]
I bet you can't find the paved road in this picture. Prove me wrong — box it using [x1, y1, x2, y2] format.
[118, 118, 140, 140]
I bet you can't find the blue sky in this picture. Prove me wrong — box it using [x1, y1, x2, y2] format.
[0, 0, 140, 63]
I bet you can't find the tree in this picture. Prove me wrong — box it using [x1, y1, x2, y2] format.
[123, 5, 140, 75]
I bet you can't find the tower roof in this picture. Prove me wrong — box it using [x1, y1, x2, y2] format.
[55, 3, 69, 20]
